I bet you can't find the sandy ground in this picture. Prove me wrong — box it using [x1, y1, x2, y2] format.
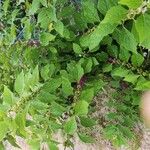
[4, 87, 150, 150]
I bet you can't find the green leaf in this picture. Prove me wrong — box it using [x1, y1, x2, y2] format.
[14, 71, 25, 95]
[87, 6, 127, 50]
[102, 5, 127, 24]
[131, 53, 144, 67]
[50, 102, 66, 117]
[29, 0, 40, 15]
[31, 101, 48, 110]
[124, 74, 140, 84]
[3, 86, 14, 106]
[41, 64, 50, 81]
[103, 64, 113, 72]
[15, 112, 26, 137]
[0, 142, 5, 150]
[54, 20, 64, 36]
[23, 19, 32, 40]
[111, 67, 129, 78]
[3, 0, 10, 15]
[119, 0, 143, 9]
[61, 76, 73, 97]
[48, 142, 59, 150]
[0, 121, 8, 141]
[74, 100, 89, 116]
[30, 65, 39, 87]
[37, 91, 58, 103]
[75, 63, 84, 82]
[73, 43, 82, 55]
[41, 64, 55, 81]
[40, 32, 56, 46]
[119, 46, 131, 62]
[80, 117, 97, 127]
[82, 58, 93, 73]
[82, 0, 99, 23]
[135, 81, 150, 91]
[80, 88, 94, 103]
[38, 7, 57, 28]
[43, 78, 61, 93]
[39, 0, 47, 7]
[67, 62, 84, 82]
[132, 14, 150, 49]
[97, 0, 118, 15]
[78, 133, 95, 143]
[113, 28, 137, 53]
[64, 116, 77, 135]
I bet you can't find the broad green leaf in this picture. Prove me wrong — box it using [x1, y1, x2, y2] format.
[54, 20, 64, 36]
[73, 43, 82, 55]
[80, 88, 94, 103]
[37, 91, 58, 103]
[89, 23, 116, 51]
[78, 133, 95, 143]
[30, 65, 39, 87]
[133, 14, 150, 49]
[119, 47, 131, 62]
[119, 0, 143, 9]
[31, 101, 48, 110]
[75, 63, 84, 82]
[39, 0, 47, 7]
[41, 64, 55, 81]
[3, 0, 10, 15]
[48, 142, 58, 150]
[103, 64, 113, 72]
[40, 32, 56, 46]
[124, 74, 140, 84]
[74, 100, 89, 116]
[102, 5, 127, 24]
[41, 64, 50, 81]
[3, 86, 14, 106]
[15, 112, 26, 137]
[14, 71, 25, 95]
[0, 142, 5, 150]
[64, 116, 77, 135]
[135, 81, 150, 90]
[67, 62, 84, 82]
[24, 70, 32, 91]
[50, 102, 66, 117]
[82, 0, 99, 23]
[87, 6, 127, 50]
[74, 12, 88, 30]
[97, 0, 118, 15]
[38, 7, 57, 28]
[131, 53, 144, 67]
[82, 58, 93, 73]
[87, 79, 106, 95]
[111, 67, 129, 78]
[62, 76, 73, 97]
[23, 19, 31, 40]
[29, 0, 40, 15]
[107, 45, 118, 58]
[80, 117, 97, 127]
[43, 78, 61, 93]
[113, 28, 137, 53]
[0, 121, 9, 141]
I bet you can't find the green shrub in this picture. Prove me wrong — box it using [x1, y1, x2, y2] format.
[0, 0, 150, 149]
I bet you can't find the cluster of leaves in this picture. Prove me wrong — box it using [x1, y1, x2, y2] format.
[0, 0, 150, 149]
